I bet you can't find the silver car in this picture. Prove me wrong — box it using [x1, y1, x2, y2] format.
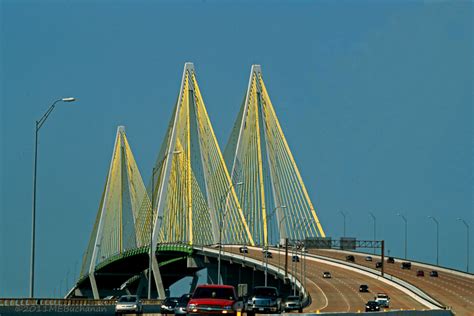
[115, 295, 142, 315]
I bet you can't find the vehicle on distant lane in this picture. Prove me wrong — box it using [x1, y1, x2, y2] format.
[365, 256, 373, 261]
[359, 284, 369, 292]
[346, 255, 355, 262]
[417, 270, 425, 277]
[239, 246, 248, 254]
[430, 270, 439, 277]
[323, 271, 332, 278]
[401, 262, 412, 269]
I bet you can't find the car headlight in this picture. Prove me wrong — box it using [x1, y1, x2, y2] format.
[188, 303, 197, 309]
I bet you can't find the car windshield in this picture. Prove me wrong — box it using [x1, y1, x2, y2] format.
[118, 296, 137, 303]
[193, 288, 235, 300]
[252, 287, 277, 297]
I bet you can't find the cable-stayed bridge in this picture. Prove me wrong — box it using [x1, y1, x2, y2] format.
[75, 63, 324, 300]
[61, 64, 473, 315]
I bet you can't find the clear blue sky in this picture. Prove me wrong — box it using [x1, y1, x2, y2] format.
[0, 0, 472, 298]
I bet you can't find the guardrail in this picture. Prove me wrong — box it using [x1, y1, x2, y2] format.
[0, 298, 162, 306]
[314, 248, 474, 279]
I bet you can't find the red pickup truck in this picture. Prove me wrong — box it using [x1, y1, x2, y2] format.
[187, 284, 243, 315]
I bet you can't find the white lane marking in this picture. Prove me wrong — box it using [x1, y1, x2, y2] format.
[304, 267, 351, 312]
[303, 254, 441, 309]
[305, 276, 328, 310]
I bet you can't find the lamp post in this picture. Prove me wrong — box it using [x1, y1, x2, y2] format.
[292, 219, 308, 296]
[397, 213, 408, 259]
[217, 181, 243, 285]
[148, 151, 181, 298]
[369, 212, 376, 254]
[30, 97, 76, 298]
[278, 216, 286, 276]
[340, 211, 347, 237]
[264, 205, 286, 286]
[457, 218, 470, 272]
[428, 216, 439, 266]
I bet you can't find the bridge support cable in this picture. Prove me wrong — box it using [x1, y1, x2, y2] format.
[224, 65, 326, 246]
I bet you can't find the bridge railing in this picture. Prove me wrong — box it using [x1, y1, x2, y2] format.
[0, 298, 163, 306]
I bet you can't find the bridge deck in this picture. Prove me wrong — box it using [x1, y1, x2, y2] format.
[308, 249, 473, 315]
[224, 246, 427, 313]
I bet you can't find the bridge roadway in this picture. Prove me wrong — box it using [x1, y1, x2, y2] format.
[307, 249, 474, 315]
[223, 246, 428, 313]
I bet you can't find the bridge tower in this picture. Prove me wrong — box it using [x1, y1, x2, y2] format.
[142, 63, 255, 294]
[224, 65, 326, 246]
[80, 126, 148, 299]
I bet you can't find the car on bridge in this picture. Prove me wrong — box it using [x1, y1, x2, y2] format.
[346, 255, 355, 262]
[245, 286, 282, 315]
[322, 271, 332, 278]
[292, 255, 300, 262]
[262, 250, 273, 258]
[401, 262, 412, 269]
[387, 257, 395, 263]
[283, 295, 302, 313]
[161, 297, 179, 314]
[365, 300, 381, 312]
[365, 256, 372, 261]
[187, 284, 242, 315]
[359, 284, 369, 292]
[374, 293, 390, 308]
[175, 293, 192, 314]
[239, 246, 249, 253]
[430, 270, 439, 277]
[375, 261, 383, 268]
[417, 270, 425, 277]
[115, 295, 142, 315]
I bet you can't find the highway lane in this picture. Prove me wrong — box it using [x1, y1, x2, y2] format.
[309, 249, 474, 315]
[224, 246, 427, 313]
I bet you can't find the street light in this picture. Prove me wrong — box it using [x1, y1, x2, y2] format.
[457, 218, 470, 272]
[340, 211, 347, 237]
[264, 205, 286, 286]
[428, 216, 439, 266]
[369, 212, 376, 254]
[148, 150, 181, 299]
[292, 219, 309, 296]
[278, 215, 287, 276]
[217, 181, 243, 285]
[30, 97, 76, 297]
[396, 213, 408, 259]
